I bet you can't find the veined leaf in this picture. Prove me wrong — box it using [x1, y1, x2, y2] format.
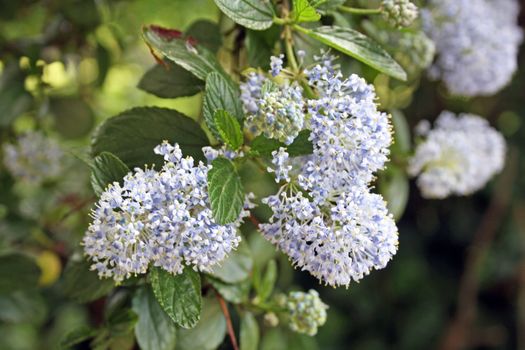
[138, 62, 204, 98]
[90, 152, 130, 196]
[214, 110, 243, 150]
[213, 0, 274, 30]
[293, 0, 321, 22]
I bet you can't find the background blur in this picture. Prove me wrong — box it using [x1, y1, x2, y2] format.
[0, 0, 524, 349]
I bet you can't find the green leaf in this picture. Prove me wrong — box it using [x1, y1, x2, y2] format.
[207, 157, 245, 224]
[142, 25, 226, 81]
[186, 20, 223, 53]
[132, 287, 177, 350]
[90, 152, 130, 196]
[207, 277, 250, 304]
[210, 241, 253, 283]
[287, 130, 313, 156]
[149, 267, 201, 329]
[296, 25, 407, 81]
[62, 257, 115, 303]
[138, 62, 204, 98]
[255, 259, 277, 301]
[91, 107, 209, 169]
[203, 72, 244, 138]
[0, 253, 40, 295]
[60, 327, 99, 350]
[107, 309, 138, 336]
[391, 109, 411, 155]
[246, 28, 280, 69]
[50, 97, 95, 139]
[0, 63, 33, 127]
[293, 0, 321, 22]
[378, 166, 409, 221]
[0, 290, 47, 324]
[213, 0, 274, 30]
[250, 135, 283, 157]
[214, 110, 243, 150]
[177, 298, 226, 350]
[240, 312, 260, 350]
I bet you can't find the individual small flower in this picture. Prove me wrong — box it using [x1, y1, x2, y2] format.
[270, 54, 284, 77]
[2, 131, 63, 184]
[408, 111, 506, 199]
[382, 0, 418, 28]
[281, 290, 328, 336]
[267, 148, 292, 182]
[83, 142, 246, 282]
[422, 0, 522, 96]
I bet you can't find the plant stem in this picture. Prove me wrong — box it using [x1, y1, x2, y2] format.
[217, 293, 239, 350]
[284, 26, 299, 73]
[338, 6, 381, 15]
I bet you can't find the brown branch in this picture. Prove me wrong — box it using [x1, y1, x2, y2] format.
[438, 149, 517, 350]
[249, 213, 261, 228]
[216, 292, 239, 350]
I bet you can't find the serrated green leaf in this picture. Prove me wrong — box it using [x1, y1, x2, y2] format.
[214, 110, 243, 150]
[240, 312, 259, 350]
[256, 259, 277, 301]
[213, 0, 274, 30]
[177, 298, 226, 350]
[250, 135, 283, 157]
[91, 107, 209, 169]
[210, 241, 253, 283]
[186, 20, 223, 53]
[287, 130, 313, 156]
[149, 267, 201, 329]
[62, 257, 115, 303]
[60, 326, 99, 350]
[138, 62, 204, 98]
[293, 0, 321, 22]
[207, 157, 245, 224]
[0, 253, 40, 295]
[132, 287, 176, 350]
[90, 152, 130, 196]
[142, 25, 226, 80]
[203, 72, 244, 138]
[296, 25, 407, 81]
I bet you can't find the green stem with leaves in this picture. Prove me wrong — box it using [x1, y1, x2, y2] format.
[338, 6, 382, 15]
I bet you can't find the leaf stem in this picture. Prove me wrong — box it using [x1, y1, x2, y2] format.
[216, 293, 239, 350]
[338, 6, 382, 15]
[284, 26, 299, 73]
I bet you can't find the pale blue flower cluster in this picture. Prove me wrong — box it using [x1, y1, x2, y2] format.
[281, 290, 328, 336]
[422, 0, 522, 96]
[2, 131, 63, 184]
[260, 56, 399, 287]
[83, 142, 249, 282]
[409, 111, 506, 199]
[240, 64, 305, 145]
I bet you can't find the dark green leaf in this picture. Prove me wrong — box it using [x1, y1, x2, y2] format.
[293, 0, 321, 22]
[287, 130, 313, 156]
[246, 29, 278, 69]
[91, 107, 209, 169]
[207, 157, 245, 224]
[210, 241, 253, 283]
[256, 259, 277, 301]
[107, 309, 138, 336]
[138, 62, 204, 98]
[203, 72, 244, 137]
[90, 152, 130, 196]
[391, 109, 411, 154]
[177, 298, 226, 350]
[62, 257, 115, 303]
[0, 253, 40, 295]
[296, 25, 407, 81]
[250, 135, 283, 157]
[378, 166, 409, 221]
[214, 110, 243, 150]
[50, 97, 95, 139]
[186, 20, 223, 53]
[60, 327, 99, 350]
[132, 287, 177, 350]
[0, 64, 32, 127]
[0, 290, 47, 324]
[149, 267, 201, 329]
[213, 0, 274, 30]
[240, 311, 259, 350]
[142, 25, 226, 81]
[207, 277, 250, 304]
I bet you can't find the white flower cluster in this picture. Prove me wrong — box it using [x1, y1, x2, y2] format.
[2, 131, 63, 184]
[240, 62, 305, 145]
[382, 0, 418, 28]
[422, 0, 522, 96]
[260, 55, 399, 288]
[408, 111, 506, 199]
[281, 290, 328, 336]
[83, 142, 249, 282]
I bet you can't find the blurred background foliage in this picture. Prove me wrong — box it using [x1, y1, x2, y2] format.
[0, 0, 524, 349]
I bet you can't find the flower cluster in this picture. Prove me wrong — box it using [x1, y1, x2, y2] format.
[260, 55, 399, 287]
[280, 290, 328, 336]
[408, 111, 506, 199]
[240, 66, 305, 145]
[2, 131, 63, 184]
[83, 142, 249, 282]
[422, 0, 522, 96]
[382, 0, 418, 28]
